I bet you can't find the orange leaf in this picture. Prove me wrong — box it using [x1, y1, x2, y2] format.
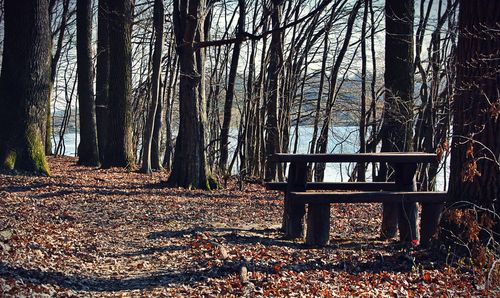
[423, 271, 431, 283]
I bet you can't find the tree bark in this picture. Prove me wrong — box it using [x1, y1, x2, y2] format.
[46, 0, 70, 157]
[167, 0, 216, 189]
[264, 0, 283, 182]
[96, 0, 110, 164]
[103, 0, 135, 168]
[219, 0, 246, 175]
[0, 0, 51, 175]
[76, 0, 99, 166]
[448, 0, 500, 237]
[379, 0, 415, 240]
[140, 0, 164, 173]
[357, 0, 369, 181]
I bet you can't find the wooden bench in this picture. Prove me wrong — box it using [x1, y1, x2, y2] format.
[266, 153, 447, 247]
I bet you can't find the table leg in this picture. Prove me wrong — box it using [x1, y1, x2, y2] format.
[420, 202, 444, 247]
[394, 163, 419, 243]
[306, 203, 331, 246]
[282, 162, 307, 239]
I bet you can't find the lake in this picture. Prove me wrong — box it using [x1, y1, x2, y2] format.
[55, 125, 448, 190]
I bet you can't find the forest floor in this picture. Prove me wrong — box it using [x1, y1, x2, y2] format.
[0, 156, 493, 297]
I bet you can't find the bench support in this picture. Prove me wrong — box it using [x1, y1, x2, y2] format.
[420, 202, 444, 247]
[306, 203, 330, 246]
[282, 162, 306, 239]
[394, 163, 419, 243]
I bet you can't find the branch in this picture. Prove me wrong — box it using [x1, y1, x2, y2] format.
[190, 0, 336, 49]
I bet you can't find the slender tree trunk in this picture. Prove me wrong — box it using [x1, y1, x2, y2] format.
[103, 0, 135, 168]
[369, 0, 377, 177]
[163, 57, 178, 171]
[314, 1, 361, 181]
[219, 0, 246, 175]
[96, 0, 110, 164]
[0, 0, 51, 175]
[379, 0, 415, 240]
[264, 0, 283, 182]
[140, 0, 164, 173]
[47, 0, 70, 157]
[76, 0, 99, 166]
[358, 0, 369, 181]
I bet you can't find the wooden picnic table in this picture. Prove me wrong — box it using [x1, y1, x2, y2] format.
[267, 152, 447, 247]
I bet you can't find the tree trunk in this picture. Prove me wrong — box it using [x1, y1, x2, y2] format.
[219, 0, 246, 175]
[103, 0, 135, 168]
[167, 0, 216, 189]
[0, 0, 51, 175]
[162, 57, 178, 171]
[47, 0, 70, 157]
[379, 0, 415, 240]
[96, 0, 110, 164]
[314, 2, 361, 181]
[264, 0, 283, 182]
[76, 0, 99, 166]
[140, 0, 164, 173]
[448, 0, 500, 237]
[357, 0, 369, 181]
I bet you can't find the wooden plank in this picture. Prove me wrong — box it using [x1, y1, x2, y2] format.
[393, 163, 418, 243]
[289, 191, 448, 204]
[268, 153, 438, 163]
[282, 162, 307, 239]
[265, 182, 398, 191]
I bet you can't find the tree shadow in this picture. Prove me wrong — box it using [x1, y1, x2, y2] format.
[0, 251, 420, 293]
[0, 262, 237, 292]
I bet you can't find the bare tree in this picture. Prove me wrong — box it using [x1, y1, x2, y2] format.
[140, 0, 164, 173]
[76, 0, 99, 166]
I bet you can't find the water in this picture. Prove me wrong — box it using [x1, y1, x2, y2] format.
[56, 125, 448, 190]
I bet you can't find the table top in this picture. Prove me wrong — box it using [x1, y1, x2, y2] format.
[268, 152, 438, 163]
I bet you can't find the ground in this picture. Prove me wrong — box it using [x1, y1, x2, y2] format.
[0, 157, 490, 297]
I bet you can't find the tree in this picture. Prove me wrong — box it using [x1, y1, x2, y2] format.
[0, 0, 51, 175]
[167, 0, 216, 189]
[448, 0, 499, 237]
[76, 0, 99, 166]
[379, 0, 416, 241]
[46, 0, 71, 156]
[140, 0, 164, 173]
[96, 0, 110, 164]
[219, 0, 246, 175]
[264, 0, 284, 182]
[103, 0, 135, 168]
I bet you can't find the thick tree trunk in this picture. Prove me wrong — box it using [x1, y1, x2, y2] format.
[379, 0, 415, 240]
[167, 0, 216, 189]
[140, 0, 164, 174]
[96, 0, 110, 164]
[448, 1, 500, 237]
[76, 0, 99, 166]
[103, 0, 135, 168]
[0, 0, 51, 175]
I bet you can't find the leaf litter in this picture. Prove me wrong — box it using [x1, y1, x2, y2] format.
[0, 156, 485, 297]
